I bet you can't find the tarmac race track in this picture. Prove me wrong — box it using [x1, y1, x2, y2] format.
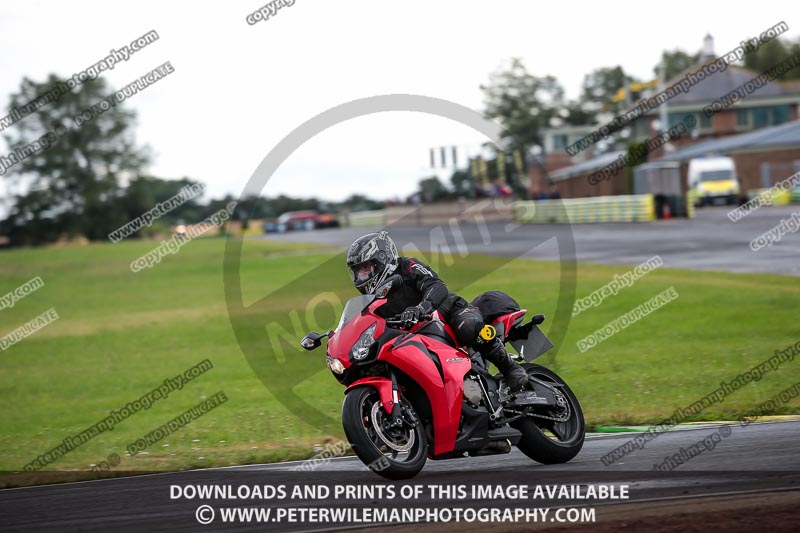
[4, 206, 798, 531]
[265, 205, 800, 276]
[2, 421, 798, 532]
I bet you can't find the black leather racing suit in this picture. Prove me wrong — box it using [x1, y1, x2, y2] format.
[375, 257, 530, 391]
[375, 257, 484, 348]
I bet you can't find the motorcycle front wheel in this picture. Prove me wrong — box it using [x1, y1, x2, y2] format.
[342, 386, 428, 480]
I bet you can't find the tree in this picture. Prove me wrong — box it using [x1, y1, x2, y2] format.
[743, 38, 800, 80]
[338, 194, 384, 212]
[450, 169, 473, 197]
[123, 176, 205, 227]
[560, 101, 596, 126]
[417, 176, 450, 202]
[481, 58, 567, 148]
[1, 74, 149, 245]
[581, 66, 638, 113]
[654, 49, 700, 81]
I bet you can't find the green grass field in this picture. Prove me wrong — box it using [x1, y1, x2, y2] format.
[1, 236, 799, 479]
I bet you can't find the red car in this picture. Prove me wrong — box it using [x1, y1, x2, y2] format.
[276, 210, 318, 232]
[272, 211, 340, 232]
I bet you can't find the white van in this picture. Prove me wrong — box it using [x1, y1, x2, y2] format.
[688, 156, 741, 206]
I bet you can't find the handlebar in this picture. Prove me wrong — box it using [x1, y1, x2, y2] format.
[385, 313, 433, 328]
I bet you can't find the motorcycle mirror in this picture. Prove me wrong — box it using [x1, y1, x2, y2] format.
[374, 274, 403, 299]
[300, 331, 330, 351]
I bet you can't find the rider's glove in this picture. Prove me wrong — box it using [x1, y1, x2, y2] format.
[400, 301, 433, 325]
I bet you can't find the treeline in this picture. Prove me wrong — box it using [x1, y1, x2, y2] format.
[3, 34, 798, 247]
[1, 172, 387, 245]
[0, 75, 384, 247]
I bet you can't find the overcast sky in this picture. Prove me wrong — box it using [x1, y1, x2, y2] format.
[0, 0, 796, 204]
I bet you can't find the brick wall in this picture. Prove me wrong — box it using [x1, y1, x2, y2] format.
[731, 148, 800, 190]
[527, 152, 573, 198]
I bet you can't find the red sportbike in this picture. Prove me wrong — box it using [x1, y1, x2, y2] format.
[300, 276, 584, 479]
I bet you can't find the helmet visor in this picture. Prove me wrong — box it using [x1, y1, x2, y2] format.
[351, 260, 376, 282]
[349, 259, 380, 284]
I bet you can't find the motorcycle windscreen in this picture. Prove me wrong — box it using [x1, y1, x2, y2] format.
[335, 295, 374, 332]
[509, 325, 553, 362]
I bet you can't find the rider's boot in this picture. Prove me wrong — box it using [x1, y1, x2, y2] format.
[481, 339, 529, 392]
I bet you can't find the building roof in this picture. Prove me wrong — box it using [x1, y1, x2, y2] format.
[641, 118, 800, 167]
[626, 64, 799, 111]
[549, 150, 627, 180]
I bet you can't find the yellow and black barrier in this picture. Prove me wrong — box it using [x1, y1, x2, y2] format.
[514, 194, 656, 224]
[747, 188, 792, 206]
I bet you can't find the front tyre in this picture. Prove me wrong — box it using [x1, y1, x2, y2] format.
[512, 363, 585, 464]
[342, 386, 427, 480]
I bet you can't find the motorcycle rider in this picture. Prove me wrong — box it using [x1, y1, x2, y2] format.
[346, 231, 529, 392]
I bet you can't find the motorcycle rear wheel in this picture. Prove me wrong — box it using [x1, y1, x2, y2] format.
[512, 363, 585, 464]
[342, 386, 428, 480]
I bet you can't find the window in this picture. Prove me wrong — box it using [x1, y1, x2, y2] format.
[772, 105, 792, 125]
[699, 170, 734, 182]
[667, 113, 683, 129]
[552, 134, 567, 151]
[736, 109, 751, 129]
[699, 112, 712, 131]
[742, 105, 793, 130]
[753, 107, 770, 128]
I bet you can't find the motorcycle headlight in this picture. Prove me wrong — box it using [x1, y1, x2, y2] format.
[326, 356, 345, 374]
[351, 323, 377, 361]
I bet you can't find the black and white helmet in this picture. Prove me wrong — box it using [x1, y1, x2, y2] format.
[346, 231, 398, 294]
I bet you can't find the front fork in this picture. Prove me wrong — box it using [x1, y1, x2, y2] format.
[345, 371, 417, 429]
[389, 371, 402, 427]
[389, 370, 418, 429]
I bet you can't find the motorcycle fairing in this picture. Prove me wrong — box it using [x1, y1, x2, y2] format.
[383, 333, 471, 455]
[344, 376, 395, 415]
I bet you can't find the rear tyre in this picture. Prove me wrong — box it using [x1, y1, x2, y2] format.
[512, 363, 585, 464]
[342, 386, 427, 480]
